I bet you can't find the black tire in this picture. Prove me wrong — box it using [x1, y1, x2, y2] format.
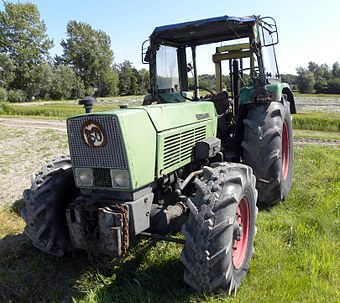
[21, 156, 77, 256]
[242, 100, 293, 206]
[181, 163, 258, 294]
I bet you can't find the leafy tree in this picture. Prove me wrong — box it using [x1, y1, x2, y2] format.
[100, 67, 119, 96]
[0, 53, 15, 88]
[49, 65, 84, 100]
[0, 2, 53, 97]
[296, 67, 315, 93]
[307, 61, 330, 80]
[61, 21, 117, 96]
[326, 78, 340, 94]
[314, 78, 328, 94]
[137, 68, 150, 94]
[31, 62, 54, 99]
[117, 60, 138, 95]
[0, 87, 7, 101]
[332, 62, 340, 78]
[281, 74, 297, 88]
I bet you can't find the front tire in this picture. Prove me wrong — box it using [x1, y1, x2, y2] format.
[181, 163, 258, 294]
[242, 101, 293, 206]
[21, 156, 77, 256]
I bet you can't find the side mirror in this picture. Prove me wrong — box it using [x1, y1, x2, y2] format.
[187, 63, 193, 73]
[141, 39, 150, 64]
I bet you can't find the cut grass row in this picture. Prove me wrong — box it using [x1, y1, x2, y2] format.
[293, 129, 340, 140]
[0, 145, 339, 302]
[293, 92, 340, 98]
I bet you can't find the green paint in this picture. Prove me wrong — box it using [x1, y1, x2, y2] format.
[139, 101, 217, 132]
[239, 82, 292, 105]
[68, 101, 217, 191]
[118, 109, 157, 190]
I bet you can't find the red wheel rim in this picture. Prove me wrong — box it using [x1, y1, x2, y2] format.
[282, 122, 289, 180]
[232, 197, 250, 269]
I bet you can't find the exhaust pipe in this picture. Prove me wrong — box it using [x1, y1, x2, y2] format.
[79, 96, 96, 113]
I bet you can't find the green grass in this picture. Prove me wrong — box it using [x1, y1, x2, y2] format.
[0, 102, 119, 118]
[0, 145, 339, 302]
[293, 112, 340, 132]
[294, 129, 340, 140]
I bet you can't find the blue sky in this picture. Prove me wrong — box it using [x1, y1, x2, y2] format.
[1, 0, 340, 74]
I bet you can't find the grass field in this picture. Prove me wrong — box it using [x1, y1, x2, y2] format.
[0, 144, 339, 303]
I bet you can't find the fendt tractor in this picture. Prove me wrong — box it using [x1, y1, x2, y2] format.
[21, 15, 295, 293]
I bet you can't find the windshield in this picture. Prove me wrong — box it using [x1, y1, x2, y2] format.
[156, 45, 180, 91]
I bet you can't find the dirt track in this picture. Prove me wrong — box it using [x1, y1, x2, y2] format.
[0, 117, 66, 133]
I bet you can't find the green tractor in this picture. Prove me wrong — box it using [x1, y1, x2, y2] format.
[21, 15, 295, 294]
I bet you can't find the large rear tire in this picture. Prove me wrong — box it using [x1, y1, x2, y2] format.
[242, 101, 293, 206]
[21, 156, 77, 256]
[181, 163, 258, 294]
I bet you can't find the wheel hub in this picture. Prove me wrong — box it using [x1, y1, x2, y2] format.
[233, 219, 242, 241]
[232, 197, 250, 269]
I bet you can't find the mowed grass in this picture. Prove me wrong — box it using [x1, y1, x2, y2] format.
[294, 92, 340, 98]
[293, 129, 340, 140]
[0, 145, 339, 303]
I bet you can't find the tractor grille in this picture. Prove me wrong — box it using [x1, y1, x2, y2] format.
[163, 125, 206, 169]
[67, 116, 127, 169]
[93, 168, 112, 188]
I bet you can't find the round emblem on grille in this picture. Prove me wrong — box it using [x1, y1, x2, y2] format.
[81, 120, 106, 147]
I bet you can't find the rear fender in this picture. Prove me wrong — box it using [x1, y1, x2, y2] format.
[240, 83, 296, 114]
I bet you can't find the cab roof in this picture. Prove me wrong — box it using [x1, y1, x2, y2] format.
[150, 15, 258, 47]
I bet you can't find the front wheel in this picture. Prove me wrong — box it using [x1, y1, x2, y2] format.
[181, 163, 258, 294]
[21, 156, 77, 256]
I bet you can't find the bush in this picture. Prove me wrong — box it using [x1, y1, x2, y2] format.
[0, 87, 8, 101]
[84, 86, 95, 97]
[7, 89, 27, 102]
[326, 78, 340, 94]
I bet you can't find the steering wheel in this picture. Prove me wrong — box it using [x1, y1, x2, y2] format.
[180, 86, 215, 101]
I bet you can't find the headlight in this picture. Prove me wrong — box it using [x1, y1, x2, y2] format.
[110, 169, 130, 188]
[75, 168, 94, 187]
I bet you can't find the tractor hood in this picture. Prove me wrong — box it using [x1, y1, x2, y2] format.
[66, 101, 217, 192]
[138, 101, 217, 132]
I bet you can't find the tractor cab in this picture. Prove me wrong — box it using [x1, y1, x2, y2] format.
[142, 15, 282, 115]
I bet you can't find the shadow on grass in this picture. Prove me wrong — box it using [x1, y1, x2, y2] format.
[91, 239, 198, 303]
[0, 232, 90, 302]
[0, 225, 199, 303]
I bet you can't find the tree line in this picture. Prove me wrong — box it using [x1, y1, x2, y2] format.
[282, 61, 340, 94]
[1, 2, 339, 103]
[0, 2, 149, 102]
